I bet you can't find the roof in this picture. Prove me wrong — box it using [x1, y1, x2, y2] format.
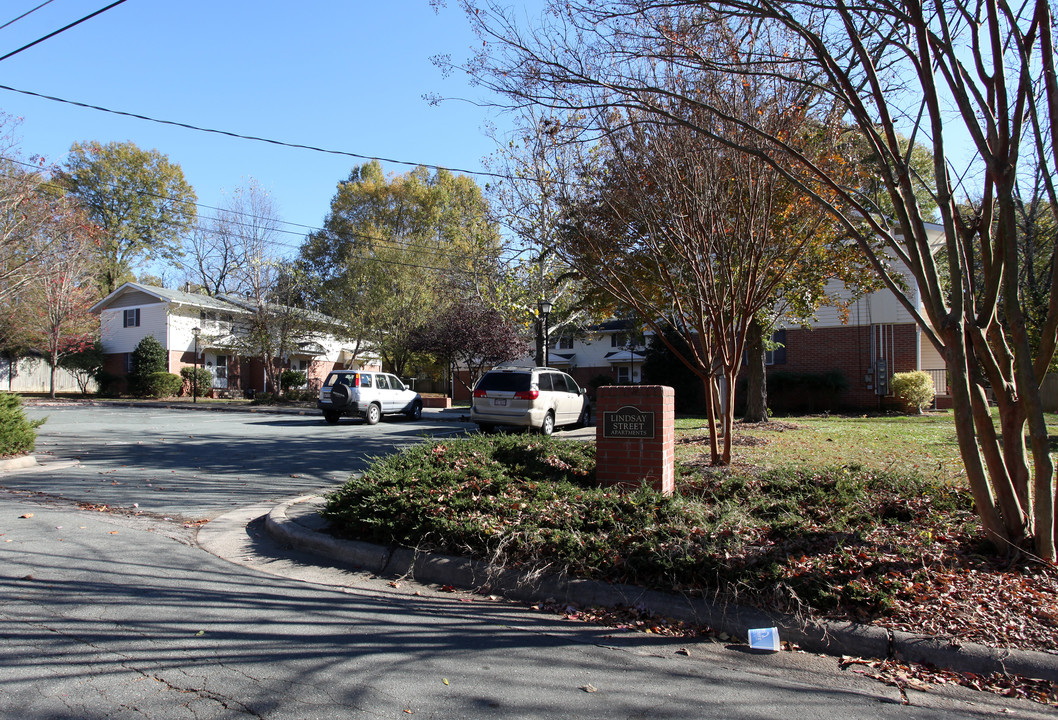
[604, 350, 647, 363]
[90, 283, 347, 330]
[90, 282, 246, 315]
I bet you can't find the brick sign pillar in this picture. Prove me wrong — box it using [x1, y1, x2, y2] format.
[595, 385, 674, 495]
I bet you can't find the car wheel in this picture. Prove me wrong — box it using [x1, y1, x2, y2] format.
[576, 405, 591, 429]
[405, 400, 422, 421]
[477, 423, 495, 435]
[323, 411, 340, 424]
[539, 411, 555, 436]
[365, 403, 382, 425]
[329, 384, 351, 408]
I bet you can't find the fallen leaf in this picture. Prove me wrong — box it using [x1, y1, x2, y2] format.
[388, 581, 400, 588]
[442, 678, 449, 685]
[18, 513, 33, 519]
[108, 531, 119, 535]
[581, 684, 598, 693]
[676, 648, 690, 656]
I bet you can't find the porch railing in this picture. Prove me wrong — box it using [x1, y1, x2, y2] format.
[925, 368, 948, 395]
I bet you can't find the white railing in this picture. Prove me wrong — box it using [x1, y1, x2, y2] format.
[925, 368, 948, 395]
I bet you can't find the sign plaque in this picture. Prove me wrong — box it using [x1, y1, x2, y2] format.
[603, 405, 655, 439]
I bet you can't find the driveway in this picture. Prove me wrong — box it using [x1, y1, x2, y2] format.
[7, 403, 472, 520]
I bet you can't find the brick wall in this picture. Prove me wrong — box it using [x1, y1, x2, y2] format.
[768, 323, 918, 410]
[595, 385, 674, 494]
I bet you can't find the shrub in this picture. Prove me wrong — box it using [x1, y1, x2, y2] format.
[280, 369, 307, 393]
[94, 369, 122, 397]
[891, 371, 935, 414]
[128, 336, 168, 396]
[766, 370, 848, 413]
[59, 341, 104, 395]
[0, 392, 45, 456]
[180, 366, 213, 397]
[142, 371, 183, 398]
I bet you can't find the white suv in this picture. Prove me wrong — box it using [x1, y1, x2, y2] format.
[318, 370, 423, 425]
[470, 366, 590, 435]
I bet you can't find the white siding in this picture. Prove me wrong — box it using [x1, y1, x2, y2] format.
[99, 304, 168, 354]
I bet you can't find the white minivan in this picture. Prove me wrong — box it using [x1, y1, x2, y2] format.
[470, 366, 590, 435]
[318, 370, 423, 425]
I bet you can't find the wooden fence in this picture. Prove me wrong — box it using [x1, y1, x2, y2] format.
[1, 356, 97, 394]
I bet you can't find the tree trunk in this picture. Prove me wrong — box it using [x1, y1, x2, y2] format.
[743, 317, 768, 423]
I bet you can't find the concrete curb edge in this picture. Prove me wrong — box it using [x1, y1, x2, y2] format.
[265, 495, 1058, 682]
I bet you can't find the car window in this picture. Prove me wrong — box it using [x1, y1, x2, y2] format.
[561, 374, 581, 393]
[388, 375, 405, 391]
[475, 372, 531, 392]
[374, 375, 389, 390]
[550, 373, 572, 393]
[359, 373, 372, 388]
[537, 373, 554, 391]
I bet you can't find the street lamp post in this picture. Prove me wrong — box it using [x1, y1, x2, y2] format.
[538, 299, 552, 368]
[192, 327, 201, 403]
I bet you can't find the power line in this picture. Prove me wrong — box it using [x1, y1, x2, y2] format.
[0, 81, 508, 181]
[0, 0, 128, 63]
[0, 0, 57, 32]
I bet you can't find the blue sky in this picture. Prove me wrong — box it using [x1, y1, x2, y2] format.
[0, 0, 514, 267]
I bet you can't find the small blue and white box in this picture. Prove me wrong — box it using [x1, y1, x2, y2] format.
[748, 627, 780, 652]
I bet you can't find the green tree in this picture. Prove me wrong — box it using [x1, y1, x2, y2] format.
[128, 335, 167, 397]
[58, 141, 196, 294]
[298, 161, 503, 376]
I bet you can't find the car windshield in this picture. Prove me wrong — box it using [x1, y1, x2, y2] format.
[475, 372, 531, 392]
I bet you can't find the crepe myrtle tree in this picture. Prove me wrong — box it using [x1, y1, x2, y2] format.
[409, 300, 530, 394]
[454, 0, 1058, 559]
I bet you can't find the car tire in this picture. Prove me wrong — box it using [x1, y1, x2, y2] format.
[365, 403, 382, 425]
[323, 411, 341, 424]
[539, 411, 555, 436]
[477, 423, 495, 435]
[405, 401, 422, 421]
[576, 405, 591, 429]
[329, 384, 351, 408]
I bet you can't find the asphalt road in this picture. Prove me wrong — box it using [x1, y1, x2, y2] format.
[0, 404, 1052, 719]
[8, 403, 469, 519]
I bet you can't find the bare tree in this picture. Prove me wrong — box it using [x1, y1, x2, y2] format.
[457, 0, 1058, 559]
[560, 93, 832, 463]
[207, 180, 329, 396]
[0, 118, 63, 305]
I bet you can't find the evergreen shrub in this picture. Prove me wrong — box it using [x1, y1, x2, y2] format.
[0, 392, 44, 456]
[143, 372, 183, 398]
[180, 367, 213, 397]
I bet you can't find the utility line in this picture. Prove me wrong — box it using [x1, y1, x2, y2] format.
[0, 81, 509, 181]
[0, 0, 128, 63]
[0, 0, 57, 32]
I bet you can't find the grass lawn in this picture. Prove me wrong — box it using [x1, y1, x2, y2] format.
[323, 411, 1058, 659]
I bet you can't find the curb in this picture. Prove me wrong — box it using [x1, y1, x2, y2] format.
[0, 455, 39, 472]
[265, 494, 1058, 683]
[0, 454, 81, 475]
